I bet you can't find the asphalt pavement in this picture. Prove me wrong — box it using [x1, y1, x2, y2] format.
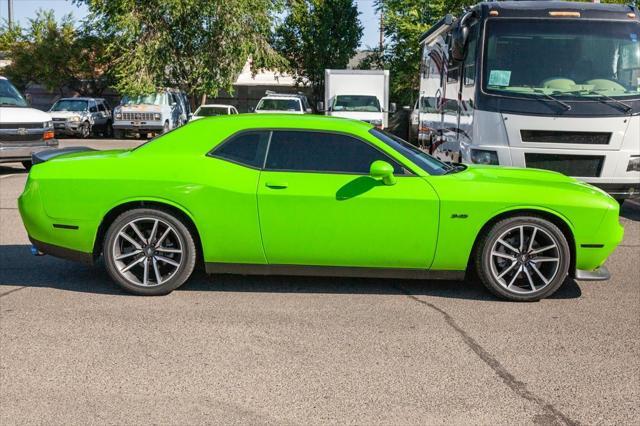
[1, 139, 639, 425]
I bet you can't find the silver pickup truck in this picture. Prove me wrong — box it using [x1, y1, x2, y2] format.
[112, 90, 189, 138]
[0, 76, 57, 170]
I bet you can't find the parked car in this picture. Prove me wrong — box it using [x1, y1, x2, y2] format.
[112, 90, 188, 138]
[20, 115, 621, 301]
[254, 92, 312, 114]
[0, 76, 57, 170]
[192, 104, 238, 120]
[49, 97, 113, 138]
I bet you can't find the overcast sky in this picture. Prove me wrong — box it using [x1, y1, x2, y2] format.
[0, 0, 382, 48]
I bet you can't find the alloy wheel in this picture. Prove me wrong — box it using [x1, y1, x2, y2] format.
[489, 224, 561, 294]
[111, 217, 184, 287]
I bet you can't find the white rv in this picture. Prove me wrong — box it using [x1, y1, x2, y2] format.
[323, 69, 394, 129]
[418, 1, 640, 200]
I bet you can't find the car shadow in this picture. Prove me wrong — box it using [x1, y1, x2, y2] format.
[0, 244, 582, 301]
[0, 164, 27, 175]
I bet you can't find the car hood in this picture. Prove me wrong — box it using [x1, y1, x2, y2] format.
[119, 104, 162, 112]
[49, 111, 86, 118]
[0, 107, 51, 123]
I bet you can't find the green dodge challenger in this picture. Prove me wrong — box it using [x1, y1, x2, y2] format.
[19, 114, 623, 301]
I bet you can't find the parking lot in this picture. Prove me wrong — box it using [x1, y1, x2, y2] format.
[1, 139, 639, 425]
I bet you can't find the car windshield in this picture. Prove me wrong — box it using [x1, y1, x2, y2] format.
[483, 19, 640, 99]
[122, 93, 168, 105]
[50, 99, 88, 112]
[332, 95, 381, 112]
[256, 98, 300, 111]
[195, 106, 229, 116]
[370, 129, 450, 175]
[0, 79, 28, 107]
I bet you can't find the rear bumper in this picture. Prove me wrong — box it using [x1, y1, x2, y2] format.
[29, 236, 94, 265]
[0, 140, 58, 162]
[575, 266, 610, 281]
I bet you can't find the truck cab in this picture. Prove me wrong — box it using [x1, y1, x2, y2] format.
[419, 1, 640, 200]
[0, 76, 57, 170]
[112, 90, 187, 138]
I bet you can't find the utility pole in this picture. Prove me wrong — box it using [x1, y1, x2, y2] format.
[379, 7, 384, 51]
[7, 0, 14, 29]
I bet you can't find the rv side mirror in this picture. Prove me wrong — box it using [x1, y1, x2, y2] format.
[389, 103, 397, 114]
[316, 101, 324, 112]
[25, 93, 33, 106]
[451, 16, 471, 62]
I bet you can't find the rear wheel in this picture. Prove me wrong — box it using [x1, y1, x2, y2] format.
[476, 216, 570, 302]
[103, 209, 197, 295]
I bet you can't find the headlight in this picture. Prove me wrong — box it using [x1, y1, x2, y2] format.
[471, 149, 499, 165]
[627, 156, 640, 172]
[369, 119, 383, 127]
[67, 115, 81, 122]
[154, 113, 161, 120]
[43, 121, 53, 129]
[115, 112, 122, 119]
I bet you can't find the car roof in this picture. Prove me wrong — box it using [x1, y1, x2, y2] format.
[199, 104, 234, 108]
[197, 113, 373, 132]
[55, 97, 105, 101]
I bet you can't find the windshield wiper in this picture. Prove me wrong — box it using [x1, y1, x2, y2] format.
[443, 164, 466, 175]
[526, 87, 572, 111]
[562, 89, 632, 114]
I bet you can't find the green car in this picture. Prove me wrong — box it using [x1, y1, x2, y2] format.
[19, 115, 623, 301]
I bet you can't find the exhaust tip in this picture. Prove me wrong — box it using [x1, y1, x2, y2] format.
[30, 246, 44, 256]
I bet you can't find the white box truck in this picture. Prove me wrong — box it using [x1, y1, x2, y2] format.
[323, 69, 394, 129]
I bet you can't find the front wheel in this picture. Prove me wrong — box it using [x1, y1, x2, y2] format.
[103, 208, 197, 295]
[162, 120, 170, 134]
[476, 216, 571, 302]
[80, 121, 91, 138]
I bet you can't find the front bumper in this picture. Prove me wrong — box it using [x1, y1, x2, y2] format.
[53, 121, 84, 136]
[0, 140, 58, 162]
[113, 120, 164, 133]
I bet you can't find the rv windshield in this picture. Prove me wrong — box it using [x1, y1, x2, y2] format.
[332, 95, 381, 112]
[0, 79, 28, 107]
[483, 19, 640, 100]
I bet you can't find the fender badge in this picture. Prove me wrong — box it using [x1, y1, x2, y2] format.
[451, 214, 468, 219]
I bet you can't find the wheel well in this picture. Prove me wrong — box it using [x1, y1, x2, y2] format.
[93, 201, 204, 266]
[465, 209, 576, 279]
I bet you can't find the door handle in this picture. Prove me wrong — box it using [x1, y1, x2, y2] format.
[265, 181, 288, 189]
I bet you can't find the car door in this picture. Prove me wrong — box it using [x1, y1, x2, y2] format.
[256, 130, 440, 269]
[88, 100, 101, 126]
[95, 101, 108, 130]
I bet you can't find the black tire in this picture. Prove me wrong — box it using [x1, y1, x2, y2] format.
[21, 161, 32, 171]
[475, 216, 571, 302]
[113, 129, 124, 139]
[162, 120, 170, 134]
[104, 121, 113, 138]
[103, 208, 197, 295]
[81, 121, 91, 138]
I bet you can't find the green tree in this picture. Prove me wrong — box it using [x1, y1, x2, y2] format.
[273, 0, 363, 102]
[75, 0, 285, 103]
[0, 10, 116, 96]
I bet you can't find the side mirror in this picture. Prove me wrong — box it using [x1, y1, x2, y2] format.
[316, 101, 324, 112]
[370, 160, 396, 186]
[25, 93, 33, 106]
[451, 13, 472, 62]
[389, 103, 397, 114]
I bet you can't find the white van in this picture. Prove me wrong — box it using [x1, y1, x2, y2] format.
[0, 76, 57, 170]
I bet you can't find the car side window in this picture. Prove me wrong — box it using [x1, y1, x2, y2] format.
[97, 102, 106, 112]
[264, 131, 407, 175]
[89, 100, 98, 113]
[208, 131, 270, 169]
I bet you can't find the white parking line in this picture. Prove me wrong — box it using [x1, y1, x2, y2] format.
[0, 174, 21, 179]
